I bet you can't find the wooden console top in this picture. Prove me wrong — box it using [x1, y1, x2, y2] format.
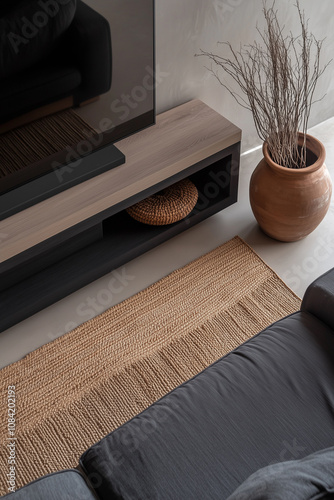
[0, 100, 241, 263]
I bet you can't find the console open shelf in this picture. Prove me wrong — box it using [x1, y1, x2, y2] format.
[0, 100, 241, 332]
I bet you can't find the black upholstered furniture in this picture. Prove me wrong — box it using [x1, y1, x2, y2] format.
[0, 0, 111, 123]
[80, 268, 334, 499]
[3, 268, 334, 499]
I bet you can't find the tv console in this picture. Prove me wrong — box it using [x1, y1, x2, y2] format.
[0, 100, 241, 332]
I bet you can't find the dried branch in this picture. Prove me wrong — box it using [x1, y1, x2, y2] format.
[196, 0, 331, 168]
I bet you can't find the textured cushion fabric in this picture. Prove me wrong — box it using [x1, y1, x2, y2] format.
[80, 311, 334, 500]
[0, 64, 81, 122]
[1, 469, 96, 499]
[226, 447, 334, 500]
[0, 0, 77, 79]
[302, 268, 334, 332]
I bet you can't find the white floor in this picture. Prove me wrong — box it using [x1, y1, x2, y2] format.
[1, 118, 333, 369]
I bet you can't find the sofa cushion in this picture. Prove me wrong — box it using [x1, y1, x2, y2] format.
[302, 268, 334, 332]
[0, 0, 77, 80]
[227, 447, 334, 500]
[1, 469, 96, 499]
[80, 311, 334, 500]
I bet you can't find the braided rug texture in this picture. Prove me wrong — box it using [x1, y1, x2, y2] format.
[0, 237, 301, 494]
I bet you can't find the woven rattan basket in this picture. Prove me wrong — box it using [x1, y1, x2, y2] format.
[126, 178, 198, 225]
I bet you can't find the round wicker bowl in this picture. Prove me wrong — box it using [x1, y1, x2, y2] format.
[126, 178, 198, 225]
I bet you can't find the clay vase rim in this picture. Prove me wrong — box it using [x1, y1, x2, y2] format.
[263, 132, 326, 175]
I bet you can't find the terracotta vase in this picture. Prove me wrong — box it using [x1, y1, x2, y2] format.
[249, 133, 332, 242]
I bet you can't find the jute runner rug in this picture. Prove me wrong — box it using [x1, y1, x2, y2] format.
[0, 237, 301, 494]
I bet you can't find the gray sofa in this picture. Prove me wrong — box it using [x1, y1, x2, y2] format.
[3, 268, 334, 499]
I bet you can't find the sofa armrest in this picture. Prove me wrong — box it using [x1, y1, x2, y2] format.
[64, 0, 112, 104]
[301, 268, 334, 331]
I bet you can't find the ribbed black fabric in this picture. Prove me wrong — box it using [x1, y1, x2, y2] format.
[81, 311, 334, 500]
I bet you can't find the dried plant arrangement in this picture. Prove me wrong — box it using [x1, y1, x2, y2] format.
[197, 1, 331, 169]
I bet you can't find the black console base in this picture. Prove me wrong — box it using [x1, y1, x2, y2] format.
[0, 144, 125, 221]
[0, 142, 240, 333]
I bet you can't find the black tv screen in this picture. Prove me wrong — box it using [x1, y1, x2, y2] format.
[76, 0, 155, 146]
[0, 0, 155, 219]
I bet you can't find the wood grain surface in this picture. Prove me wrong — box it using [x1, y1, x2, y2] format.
[0, 100, 241, 262]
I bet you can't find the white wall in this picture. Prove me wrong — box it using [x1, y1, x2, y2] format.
[155, 0, 334, 152]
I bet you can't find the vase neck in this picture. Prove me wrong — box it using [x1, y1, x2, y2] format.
[263, 133, 325, 174]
